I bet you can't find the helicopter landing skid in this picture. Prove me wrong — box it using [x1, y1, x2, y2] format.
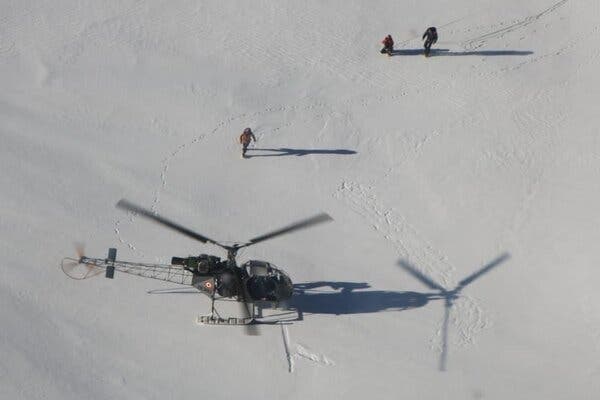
[196, 315, 255, 325]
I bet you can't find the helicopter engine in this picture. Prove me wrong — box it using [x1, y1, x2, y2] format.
[171, 254, 223, 273]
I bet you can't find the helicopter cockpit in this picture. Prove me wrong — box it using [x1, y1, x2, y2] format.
[242, 260, 293, 302]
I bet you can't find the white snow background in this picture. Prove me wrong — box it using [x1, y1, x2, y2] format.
[1, 0, 600, 398]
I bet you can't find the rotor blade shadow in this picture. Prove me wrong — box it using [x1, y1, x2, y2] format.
[398, 260, 446, 291]
[397, 252, 510, 372]
[458, 252, 510, 289]
[439, 300, 451, 372]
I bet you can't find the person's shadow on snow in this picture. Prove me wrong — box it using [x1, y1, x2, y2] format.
[247, 148, 357, 157]
[389, 48, 533, 57]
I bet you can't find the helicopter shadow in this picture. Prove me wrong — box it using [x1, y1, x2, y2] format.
[247, 148, 357, 158]
[289, 281, 432, 316]
[390, 48, 533, 57]
[287, 252, 509, 372]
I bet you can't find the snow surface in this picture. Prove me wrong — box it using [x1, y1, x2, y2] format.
[2, 0, 600, 398]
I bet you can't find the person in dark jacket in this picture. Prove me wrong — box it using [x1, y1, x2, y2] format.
[380, 34, 394, 56]
[422, 27, 438, 56]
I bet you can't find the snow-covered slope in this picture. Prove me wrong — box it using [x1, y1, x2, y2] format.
[2, 0, 600, 398]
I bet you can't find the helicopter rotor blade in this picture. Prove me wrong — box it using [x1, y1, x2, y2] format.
[456, 252, 510, 290]
[116, 199, 224, 248]
[244, 213, 333, 247]
[398, 260, 446, 292]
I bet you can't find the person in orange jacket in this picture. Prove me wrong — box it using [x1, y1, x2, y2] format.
[239, 127, 257, 158]
[380, 34, 394, 56]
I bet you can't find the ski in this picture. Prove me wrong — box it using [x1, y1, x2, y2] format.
[196, 315, 255, 326]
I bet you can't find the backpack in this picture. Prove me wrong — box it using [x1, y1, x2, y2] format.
[430, 27, 438, 41]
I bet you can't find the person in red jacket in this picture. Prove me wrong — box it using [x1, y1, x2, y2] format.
[239, 127, 257, 158]
[380, 34, 394, 56]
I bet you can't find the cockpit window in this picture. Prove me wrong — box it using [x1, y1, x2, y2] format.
[244, 260, 272, 276]
[242, 260, 293, 301]
[247, 276, 277, 301]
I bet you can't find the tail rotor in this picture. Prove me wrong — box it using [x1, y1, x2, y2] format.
[61, 243, 103, 280]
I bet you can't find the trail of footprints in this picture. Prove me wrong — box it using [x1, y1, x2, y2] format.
[461, 0, 570, 50]
[281, 325, 335, 373]
[114, 100, 334, 253]
[334, 180, 455, 286]
[334, 180, 488, 351]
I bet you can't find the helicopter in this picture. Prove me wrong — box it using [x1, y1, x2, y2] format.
[62, 199, 333, 333]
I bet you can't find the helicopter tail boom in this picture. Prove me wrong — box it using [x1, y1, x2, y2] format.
[61, 247, 195, 286]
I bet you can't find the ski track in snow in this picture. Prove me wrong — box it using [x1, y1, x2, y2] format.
[461, 0, 570, 50]
[487, 25, 600, 77]
[501, 30, 599, 243]
[505, 101, 565, 243]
